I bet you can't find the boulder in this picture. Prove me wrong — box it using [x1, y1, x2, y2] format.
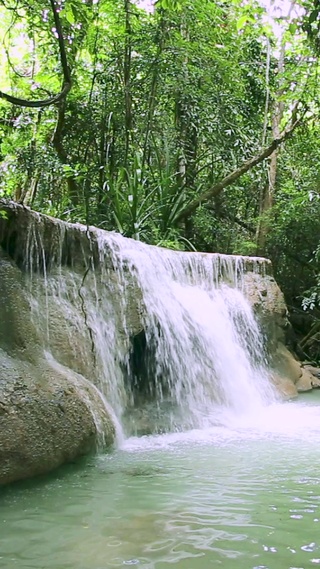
[0, 252, 40, 363]
[271, 343, 302, 385]
[296, 368, 315, 392]
[311, 377, 320, 388]
[271, 373, 298, 399]
[242, 272, 288, 347]
[0, 349, 115, 485]
[302, 364, 320, 379]
[0, 250, 116, 486]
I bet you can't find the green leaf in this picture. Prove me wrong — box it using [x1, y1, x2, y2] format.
[236, 15, 248, 31]
[155, 0, 182, 11]
[65, 6, 75, 25]
[309, 10, 319, 25]
[288, 23, 297, 35]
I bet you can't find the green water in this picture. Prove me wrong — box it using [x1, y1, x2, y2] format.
[1, 394, 320, 569]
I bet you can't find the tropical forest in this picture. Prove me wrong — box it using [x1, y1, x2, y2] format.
[1, 0, 320, 350]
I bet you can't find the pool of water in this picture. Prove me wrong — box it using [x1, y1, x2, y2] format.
[1, 393, 320, 569]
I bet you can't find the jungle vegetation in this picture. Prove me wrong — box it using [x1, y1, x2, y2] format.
[1, 0, 320, 357]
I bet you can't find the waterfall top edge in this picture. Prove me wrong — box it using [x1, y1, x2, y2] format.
[0, 199, 272, 269]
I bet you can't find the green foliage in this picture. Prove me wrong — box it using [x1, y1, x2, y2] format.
[1, 0, 320, 347]
[156, 0, 182, 10]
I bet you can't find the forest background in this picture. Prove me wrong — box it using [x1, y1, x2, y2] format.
[1, 0, 320, 359]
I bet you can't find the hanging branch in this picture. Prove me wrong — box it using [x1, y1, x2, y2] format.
[174, 105, 306, 223]
[0, 0, 71, 108]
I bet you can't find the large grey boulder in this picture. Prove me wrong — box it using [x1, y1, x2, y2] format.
[0, 249, 115, 486]
[0, 350, 114, 485]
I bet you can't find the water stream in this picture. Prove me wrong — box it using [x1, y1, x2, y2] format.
[1, 393, 320, 569]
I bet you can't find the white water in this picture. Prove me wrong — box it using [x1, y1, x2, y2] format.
[95, 232, 277, 433]
[25, 222, 277, 437]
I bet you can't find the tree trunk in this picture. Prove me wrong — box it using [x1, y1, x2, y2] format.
[52, 100, 79, 206]
[175, 13, 189, 190]
[0, 0, 71, 108]
[256, 1, 295, 255]
[174, 11, 199, 238]
[16, 110, 42, 204]
[124, 0, 133, 168]
[141, 9, 167, 174]
[256, 43, 285, 255]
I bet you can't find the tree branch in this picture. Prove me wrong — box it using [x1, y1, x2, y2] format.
[174, 107, 306, 223]
[0, 0, 71, 108]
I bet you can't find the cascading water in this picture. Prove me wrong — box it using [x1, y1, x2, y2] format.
[100, 234, 277, 433]
[23, 220, 277, 438]
[5, 206, 320, 569]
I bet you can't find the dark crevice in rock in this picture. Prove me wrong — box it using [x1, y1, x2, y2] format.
[126, 326, 170, 405]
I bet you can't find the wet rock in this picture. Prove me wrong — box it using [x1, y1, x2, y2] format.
[302, 364, 320, 379]
[0, 251, 40, 363]
[271, 344, 302, 385]
[241, 272, 288, 348]
[311, 377, 320, 388]
[0, 250, 116, 486]
[296, 368, 315, 392]
[271, 373, 298, 399]
[0, 349, 115, 486]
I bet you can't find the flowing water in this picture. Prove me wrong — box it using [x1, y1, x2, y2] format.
[25, 226, 277, 436]
[1, 393, 320, 569]
[3, 221, 319, 568]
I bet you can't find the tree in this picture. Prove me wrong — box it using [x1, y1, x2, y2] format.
[0, 0, 71, 108]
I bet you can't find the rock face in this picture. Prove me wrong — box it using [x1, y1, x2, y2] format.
[241, 272, 289, 347]
[0, 247, 115, 486]
[0, 200, 315, 484]
[0, 349, 114, 486]
[241, 272, 314, 398]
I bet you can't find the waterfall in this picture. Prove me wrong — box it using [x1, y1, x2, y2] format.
[22, 219, 277, 437]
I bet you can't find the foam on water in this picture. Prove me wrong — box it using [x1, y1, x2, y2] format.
[120, 399, 320, 453]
